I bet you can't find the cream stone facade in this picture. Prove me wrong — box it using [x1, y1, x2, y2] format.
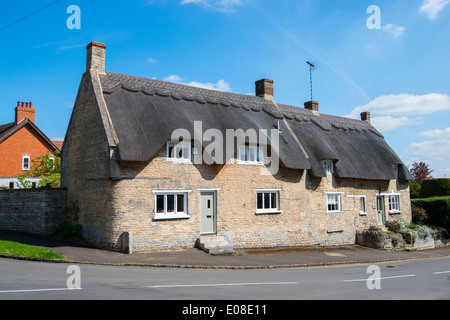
[61, 42, 412, 253]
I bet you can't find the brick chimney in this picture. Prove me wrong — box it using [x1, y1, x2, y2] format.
[15, 101, 35, 124]
[255, 79, 274, 101]
[361, 111, 371, 124]
[304, 101, 319, 112]
[86, 41, 106, 74]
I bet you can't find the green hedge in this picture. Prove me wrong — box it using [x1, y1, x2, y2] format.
[419, 178, 450, 198]
[411, 196, 450, 233]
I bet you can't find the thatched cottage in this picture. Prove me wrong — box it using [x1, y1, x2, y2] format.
[61, 42, 412, 253]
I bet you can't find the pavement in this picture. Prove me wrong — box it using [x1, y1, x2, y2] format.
[1, 231, 450, 269]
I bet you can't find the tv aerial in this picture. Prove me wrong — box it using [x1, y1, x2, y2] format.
[306, 61, 316, 101]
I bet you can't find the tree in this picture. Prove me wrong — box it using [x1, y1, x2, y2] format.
[410, 161, 433, 184]
[16, 151, 61, 188]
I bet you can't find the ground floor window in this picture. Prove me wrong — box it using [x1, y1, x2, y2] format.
[255, 190, 280, 214]
[326, 192, 343, 213]
[388, 195, 400, 213]
[153, 191, 191, 220]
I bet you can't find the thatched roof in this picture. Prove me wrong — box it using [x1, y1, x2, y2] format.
[97, 71, 412, 181]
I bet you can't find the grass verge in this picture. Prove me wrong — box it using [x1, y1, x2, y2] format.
[0, 240, 64, 260]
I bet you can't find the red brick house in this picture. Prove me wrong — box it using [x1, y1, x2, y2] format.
[0, 102, 62, 188]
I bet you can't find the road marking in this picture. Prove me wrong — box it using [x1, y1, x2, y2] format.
[0, 288, 81, 294]
[149, 281, 298, 288]
[433, 270, 450, 275]
[343, 274, 416, 282]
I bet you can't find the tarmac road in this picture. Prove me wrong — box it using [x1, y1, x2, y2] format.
[0, 256, 449, 301]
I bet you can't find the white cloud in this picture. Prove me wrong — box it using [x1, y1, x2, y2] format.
[346, 93, 450, 131]
[419, 0, 450, 19]
[180, 0, 242, 12]
[381, 24, 405, 38]
[404, 136, 450, 162]
[146, 58, 157, 64]
[163, 74, 232, 92]
[419, 127, 450, 138]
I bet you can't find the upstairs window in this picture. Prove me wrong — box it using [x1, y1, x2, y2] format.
[238, 146, 263, 165]
[322, 160, 333, 175]
[167, 142, 191, 162]
[22, 156, 30, 171]
[393, 165, 399, 178]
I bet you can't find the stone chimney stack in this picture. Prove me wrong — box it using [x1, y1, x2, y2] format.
[15, 101, 35, 124]
[361, 111, 371, 124]
[86, 41, 106, 74]
[304, 101, 319, 112]
[255, 79, 274, 101]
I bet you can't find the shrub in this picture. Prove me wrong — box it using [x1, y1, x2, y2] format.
[412, 206, 428, 224]
[412, 196, 450, 234]
[409, 182, 421, 199]
[52, 221, 83, 241]
[419, 178, 450, 198]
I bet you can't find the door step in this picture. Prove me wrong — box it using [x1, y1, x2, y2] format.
[196, 235, 234, 255]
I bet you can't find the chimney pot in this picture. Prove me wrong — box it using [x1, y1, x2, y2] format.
[304, 101, 319, 112]
[255, 79, 274, 101]
[86, 41, 106, 74]
[361, 111, 371, 124]
[15, 101, 36, 124]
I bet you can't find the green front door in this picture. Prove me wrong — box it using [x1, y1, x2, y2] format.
[200, 192, 216, 234]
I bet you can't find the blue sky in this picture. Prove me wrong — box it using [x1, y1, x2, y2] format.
[0, 0, 449, 177]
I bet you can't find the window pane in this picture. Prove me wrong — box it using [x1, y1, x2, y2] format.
[257, 193, 263, 209]
[23, 157, 29, 169]
[156, 195, 165, 213]
[249, 147, 256, 162]
[168, 144, 175, 158]
[182, 144, 190, 159]
[177, 194, 185, 213]
[257, 148, 263, 163]
[167, 195, 175, 213]
[270, 192, 277, 209]
[245, 146, 249, 161]
[264, 193, 270, 209]
[360, 197, 365, 212]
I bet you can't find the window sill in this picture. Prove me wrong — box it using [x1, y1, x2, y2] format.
[238, 161, 264, 166]
[154, 214, 191, 221]
[359, 212, 367, 216]
[255, 210, 282, 215]
[326, 210, 344, 214]
[166, 159, 191, 164]
[389, 210, 401, 215]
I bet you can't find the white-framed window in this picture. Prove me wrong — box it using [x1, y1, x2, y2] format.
[326, 192, 343, 213]
[22, 156, 30, 171]
[388, 195, 400, 213]
[360, 197, 366, 215]
[153, 190, 191, 220]
[322, 160, 333, 175]
[167, 142, 191, 162]
[255, 189, 280, 214]
[238, 146, 263, 165]
[393, 165, 399, 178]
[49, 156, 55, 170]
[347, 195, 367, 215]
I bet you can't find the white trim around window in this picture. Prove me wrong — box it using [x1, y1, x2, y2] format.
[388, 194, 400, 214]
[153, 190, 192, 220]
[325, 192, 344, 213]
[347, 195, 367, 215]
[238, 145, 264, 165]
[255, 189, 281, 214]
[22, 156, 30, 171]
[166, 142, 191, 162]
